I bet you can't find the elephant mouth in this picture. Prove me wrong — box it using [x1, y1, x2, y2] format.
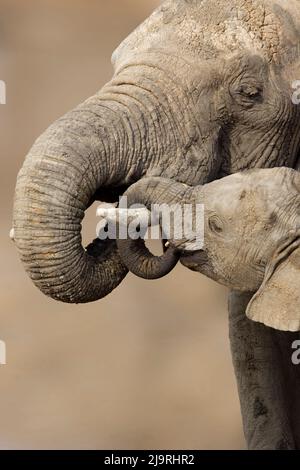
[180, 249, 210, 272]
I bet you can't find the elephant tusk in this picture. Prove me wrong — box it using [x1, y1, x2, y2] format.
[9, 228, 15, 242]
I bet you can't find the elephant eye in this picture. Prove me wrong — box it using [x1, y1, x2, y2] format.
[231, 82, 263, 108]
[238, 84, 262, 98]
[208, 215, 224, 234]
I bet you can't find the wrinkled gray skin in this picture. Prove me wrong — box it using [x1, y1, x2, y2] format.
[13, 0, 300, 449]
[119, 168, 300, 330]
[180, 168, 300, 293]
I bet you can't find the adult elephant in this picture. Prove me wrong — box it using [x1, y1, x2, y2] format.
[13, 0, 300, 449]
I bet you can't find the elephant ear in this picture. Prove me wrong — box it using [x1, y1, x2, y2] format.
[246, 237, 300, 332]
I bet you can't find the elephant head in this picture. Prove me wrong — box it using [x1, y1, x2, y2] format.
[13, 0, 300, 303]
[117, 168, 300, 331]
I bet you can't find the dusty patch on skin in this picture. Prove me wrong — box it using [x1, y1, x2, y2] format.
[198, 0, 282, 62]
[164, 0, 284, 62]
[115, 0, 300, 67]
[203, 0, 280, 61]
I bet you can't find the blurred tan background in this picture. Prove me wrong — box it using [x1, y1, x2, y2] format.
[0, 0, 244, 449]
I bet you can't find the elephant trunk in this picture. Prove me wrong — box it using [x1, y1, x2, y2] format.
[13, 85, 149, 303]
[117, 177, 196, 279]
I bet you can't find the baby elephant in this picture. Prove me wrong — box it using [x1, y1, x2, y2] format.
[116, 168, 300, 332]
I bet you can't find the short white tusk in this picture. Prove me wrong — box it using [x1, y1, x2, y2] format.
[9, 228, 15, 241]
[165, 241, 170, 248]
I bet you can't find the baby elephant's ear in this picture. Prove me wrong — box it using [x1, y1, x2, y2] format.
[246, 239, 300, 332]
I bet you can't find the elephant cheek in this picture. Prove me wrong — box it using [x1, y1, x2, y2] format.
[180, 251, 248, 290]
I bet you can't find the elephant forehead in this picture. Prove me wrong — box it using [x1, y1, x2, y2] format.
[178, 0, 300, 64]
[203, 174, 252, 215]
[178, 0, 282, 61]
[203, 168, 298, 219]
[113, 0, 300, 66]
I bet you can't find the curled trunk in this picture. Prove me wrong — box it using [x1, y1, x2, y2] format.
[13, 58, 197, 302]
[117, 177, 194, 279]
[13, 88, 148, 303]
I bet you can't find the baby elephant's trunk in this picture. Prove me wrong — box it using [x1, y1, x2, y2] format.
[116, 177, 199, 279]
